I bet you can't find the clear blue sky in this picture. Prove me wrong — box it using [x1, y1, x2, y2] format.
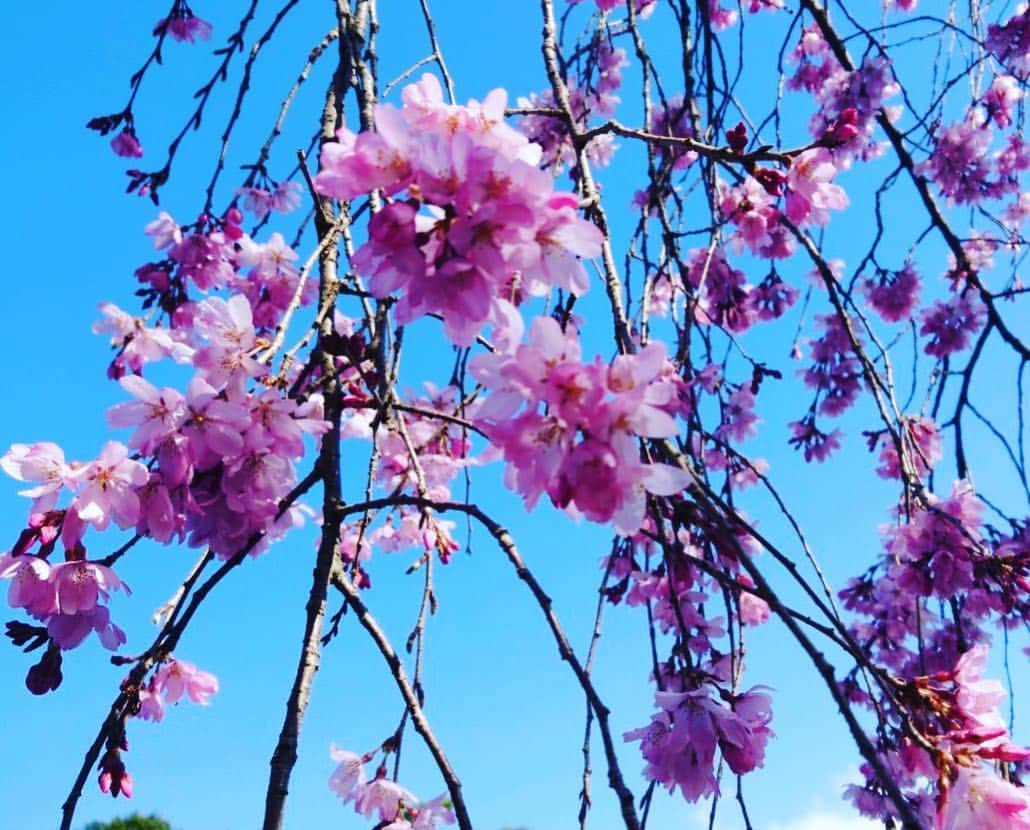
[0, 3, 1025, 830]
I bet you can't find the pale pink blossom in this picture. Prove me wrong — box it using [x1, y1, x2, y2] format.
[936, 767, 1030, 830]
[1, 442, 70, 511]
[144, 212, 182, 249]
[51, 560, 127, 615]
[328, 746, 367, 801]
[66, 442, 149, 534]
[48, 604, 126, 651]
[107, 376, 187, 454]
[154, 658, 219, 706]
[1, 554, 56, 616]
[355, 777, 417, 821]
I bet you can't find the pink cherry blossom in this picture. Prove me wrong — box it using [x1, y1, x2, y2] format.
[624, 684, 773, 802]
[802, 313, 863, 417]
[355, 776, 417, 821]
[886, 480, 984, 598]
[919, 117, 999, 205]
[144, 212, 182, 249]
[936, 767, 1030, 830]
[471, 318, 687, 531]
[66, 442, 149, 536]
[1, 442, 70, 511]
[110, 129, 143, 159]
[983, 75, 1023, 127]
[168, 228, 236, 292]
[1, 554, 56, 616]
[157, 12, 213, 43]
[191, 294, 263, 385]
[788, 416, 842, 463]
[48, 604, 126, 651]
[987, 7, 1030, 80]
[316, 77, 601, 345]
[107, 376, 187, 454]
[920, 293, 986, 358]
[410, 794, 457, 829]
[93, 302, 194, 375]
[329, 746, 368, 801]
[707, 0, 738, 31]
[785, 148, 849, 226]
[863, 263, 921, 322]
[875, 416, 942, 480]
[154, 658, 219, 705]
[51, 560, 127, 616]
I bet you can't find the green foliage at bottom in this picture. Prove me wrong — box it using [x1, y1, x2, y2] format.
[84, 814, 172, 830]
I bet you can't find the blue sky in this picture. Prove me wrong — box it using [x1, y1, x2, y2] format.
[0, 3, 1026, 830]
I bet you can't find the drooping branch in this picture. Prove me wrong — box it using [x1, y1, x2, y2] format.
[334, 494, 642, 830]
[202, 0, 306, 212]
[539, 0, 634, 355]
[800, 0, 1030, 363]
[677, 484, 927, 828]
[331, 566, 473, 830]
[416, 0, 455, 104]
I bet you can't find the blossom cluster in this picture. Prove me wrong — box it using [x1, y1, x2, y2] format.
[315, 74, 603, 346]
[471, 317, 690, 535]
[789, 27, 900, 161]
[137, 657, 219, 723]
[328, 747, 455, 829]
[1, 193, 330, 807]
[683, 245, 799, 330]
[335, 380, 473, 577]
[844, 646, 1030, 828]
[235, 180, 302, 219]
[839, 471, 1030, 826]
[716, 142, 849, 262]
[102, 295, 326, 557]
[624, 664, 773, 801]
[800, 312, 863, 419]
[863, 263, 921, 323]
[2, 203, 328, 706]
[986, 5, 1030, 80]
[517, 40, 626, 172]
[609, 464, 775, 797]
[884, 481, 984, 599]
[134, 208, 311, 328]
[873, 416, 942, 481]
[919, 111, 1028, 207]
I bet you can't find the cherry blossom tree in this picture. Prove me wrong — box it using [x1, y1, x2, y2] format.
[3, 1, 1030, 829]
